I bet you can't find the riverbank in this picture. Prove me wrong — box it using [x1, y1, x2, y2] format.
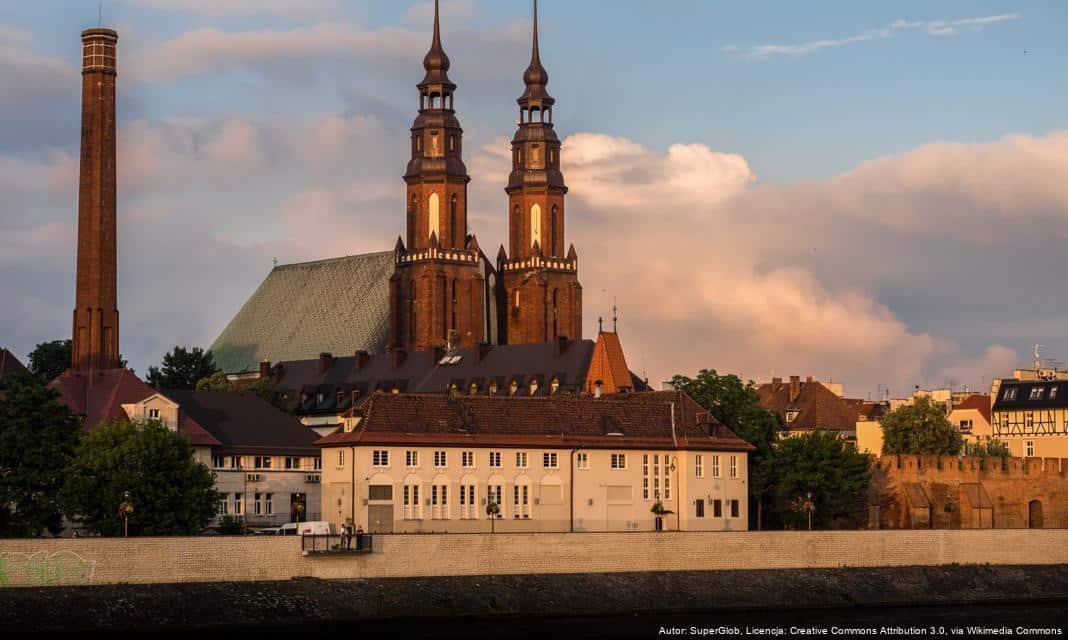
[4, 565, 1068, 636]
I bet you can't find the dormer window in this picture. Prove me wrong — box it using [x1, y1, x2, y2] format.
[149, 408, 160, 419]
[529, 380, 538, 395]
[550, 378, 560, 395]
[786, 410, 799, 423]
[336, 390, 345, 406]
[316, 392, 324, 404]
[1003, 388, 1018, 401]
[469, 382, 478, 395]
[351, 390, 360, 405]
[1030, 387, 1045, 400]
[509, 380, 519, 396]
[1052, 387, 1059, 400]
[489, 381, 498, 395]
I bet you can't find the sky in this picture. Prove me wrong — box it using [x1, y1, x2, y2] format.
[1, 0, 1067, 399]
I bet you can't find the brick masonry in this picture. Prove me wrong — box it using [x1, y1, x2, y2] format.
[3, 529, 1068, 588]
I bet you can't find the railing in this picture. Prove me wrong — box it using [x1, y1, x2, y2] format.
[300, 533, 374, 555]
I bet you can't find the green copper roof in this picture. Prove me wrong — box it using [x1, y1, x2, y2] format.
[210, 252, 394, 373]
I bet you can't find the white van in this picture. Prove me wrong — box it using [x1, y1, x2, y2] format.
[297, 521, 335, 536]
[261, 522, 299, 536]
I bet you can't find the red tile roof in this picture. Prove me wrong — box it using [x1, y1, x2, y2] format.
[951, 394, 991, 423]
[50, 368, 220, 446]
[584, 331, 635, 394]
[756, 377, 860, 433]
[318, 390, 754, 452]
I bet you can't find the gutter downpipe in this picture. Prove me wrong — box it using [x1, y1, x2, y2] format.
[570, 448, 577, 533]
[351, 446, 356, 529]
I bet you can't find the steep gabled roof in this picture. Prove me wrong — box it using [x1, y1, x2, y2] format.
[0, 348, 30, 380]
[210, 252, 394, 374]
[317, 390, 754, 452]
[164, 390, 319, 456]
[584, 331, 635, 394]
[50, 369, 219, 446]
[756, 378, 860, 433]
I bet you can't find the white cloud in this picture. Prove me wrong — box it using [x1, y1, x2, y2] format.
[118, 0, 341, 17]
[730, 13, 1020, 60]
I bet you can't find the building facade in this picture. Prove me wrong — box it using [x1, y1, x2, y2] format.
[316, 391, 752, 533]
[991, 378, 1068, 458]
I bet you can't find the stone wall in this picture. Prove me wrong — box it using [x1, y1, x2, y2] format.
[3, 529, 1068, 588]
[873, 454, 1068, 529]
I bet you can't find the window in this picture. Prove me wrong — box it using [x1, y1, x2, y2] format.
[265, 493, 273, 516]
[611, 453, 626, 470]
[695, 455, 704, 478]
[513, 482, 530, 518]
[432, 483, 449, 519]
[459, 483, 477, 519]
[406, 450, 419, 467]
[368, 485, 393, 501]
[730, 499, 740, 518]
[663, 457, 671, 500]
[216, 495, 228, 515]
[462, 451, 474, 468]
[403, 484, 422, 520]
[285, 457, 301, 470]
[469, 382, 478, 395]
[730, 456, 738, 479]
[959, 420, 973, 433]
[576, 453, 589, 469]
[233, 493, 243, 516]
[543, 452, 558, 469]
[1026, 441, 1035, 457]
[712, 455, 721, 478]
[489, 451, 502, 468]
[434, 451, 447, 467]
[1003, 387, 1017, 401]
[149, 408, 160, 419]
[212, 454, 224, 469]
[1051, 387, 1059, 399]
[785, 410, 799, 423]
[230, 455, 242, 469]
[338, 450, 345, 468]
[695, 499, 705, 518]
[550, 378, 560, 395]
[1030, 387, 1045, 400]
[487, 484, 503, 518]
[713, 499, 722, 518]
[1026, 413, 1035, 430]
[509, 380, 519, 396]
[314, 457, 322, 470]
[255, 456, 272, 469]
[373, 450, 390, 467]
[642, 454, 650, 499]
[254, 493, 263, 516]
[516, 452, 528, 468]
[489, 380, 498, 395]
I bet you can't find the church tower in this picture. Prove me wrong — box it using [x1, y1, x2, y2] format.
[389, 1, 493, 353]
[72, 28, 121, 373]
[500, 1, 582, 345]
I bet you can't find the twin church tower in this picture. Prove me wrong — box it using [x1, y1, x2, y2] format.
[389, 0, 582, 353]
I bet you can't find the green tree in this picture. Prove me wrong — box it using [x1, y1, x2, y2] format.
[245, 378, 292, 413]
[669, 369, 781, 529]
[195, 370, 234, 392]
[147, 346, 220, 391]
[0, 377, 83, 536]
[881, 396, 963, 455]
[27, 339, 127, 382]
[962, 439, 1010, 459]
[772, 431, 872, 530]
[61, 419, 219, 536]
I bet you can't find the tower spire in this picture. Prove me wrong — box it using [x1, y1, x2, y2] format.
[522, 0, 550, 100]
[421, 0, 453, 88]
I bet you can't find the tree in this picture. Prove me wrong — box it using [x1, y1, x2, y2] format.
[881, 396, 963, 455]
[196, 371, 234, 392]
[0, 377, 83, 536]
[61, 419, 219, 536]
[245, 378, 292, 413]
[147, 346, 220, 391]
[669, 370, 781, 529]
[962, 439, 1010, 459]
[27, 339, 127, 382]
[772, 431, 871, 530]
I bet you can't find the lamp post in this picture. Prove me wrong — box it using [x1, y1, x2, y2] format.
[802, 491, 815, 531]
[668, 456, 680, 531]
[119, 491, 133, 537]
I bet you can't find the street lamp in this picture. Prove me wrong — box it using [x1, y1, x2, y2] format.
[668, 456, 680, 531]
[802, 491, 815, 531]
[118, 491, 133, 537]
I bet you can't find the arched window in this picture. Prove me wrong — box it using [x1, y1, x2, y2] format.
[428, 193, 440, 241]
[530, 203, 542, 249]
[430, 130, 440, 155]
[450, 195, 458, 248]
[508, 380, 519, 396]
[550, 205, 558, 257]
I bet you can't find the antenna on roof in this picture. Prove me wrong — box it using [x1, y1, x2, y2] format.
[99, 1, 102, 26]
[1034, 344, 1044, 371]
[598, 316, 603, 333]
[612, 298, 618, 333]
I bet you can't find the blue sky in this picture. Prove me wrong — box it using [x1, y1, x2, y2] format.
[1, 1, 1067, 396]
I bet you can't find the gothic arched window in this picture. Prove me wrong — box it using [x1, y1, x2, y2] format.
[450, 195, 458, 248]
[530, 203, 542, 250]
[428, 193, 440, 242]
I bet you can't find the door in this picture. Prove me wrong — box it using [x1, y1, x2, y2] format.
[290, 492, 307, 523]
[367, 505, 394, 533]
[1029, 500, 1043, 529]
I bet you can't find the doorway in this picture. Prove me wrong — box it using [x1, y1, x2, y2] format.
[1029, 500, 1044, 529]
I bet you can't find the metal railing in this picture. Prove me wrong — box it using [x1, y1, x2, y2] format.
[300, 533, 374, 554]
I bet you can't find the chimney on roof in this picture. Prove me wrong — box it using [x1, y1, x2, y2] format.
[259, 360, 271, 380]
[392, 349, 407, 369]
[772, 376, 782, 388]
[475, 342, 493, 363]
[319, 352, 333, 374]
[789, 375, 801, 403]
[553, 335, 570, 357]
[275, 362, 285, 382]
[806, 375, 814, 384]
[594, 379, 603, 399]
[354, 350, 370, 370]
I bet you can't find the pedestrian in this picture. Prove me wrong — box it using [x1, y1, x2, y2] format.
[339, 521, 348, 549]
[345, 522, 354, 550]
[355, 525, 364, 551]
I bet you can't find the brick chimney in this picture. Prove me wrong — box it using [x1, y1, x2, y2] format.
[318, 352, 333, 374]
[789, 375, 801, 403]
[474, 342, 493, 363]
[354, 350, 370, 370]
[259, 360, 271, 380]
[771, 376, 782, 388]
[71, 28, 121, 374]
[274, 362, 285, 382]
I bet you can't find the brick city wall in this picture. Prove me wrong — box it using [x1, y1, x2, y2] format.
[3, 529, 1068, 588]
[873, 454, 1068, 529]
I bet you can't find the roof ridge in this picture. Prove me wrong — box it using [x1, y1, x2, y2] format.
[273, 251, 394, 270]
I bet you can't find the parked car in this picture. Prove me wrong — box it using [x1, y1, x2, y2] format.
[296, 521, 335, 536]
[260, 522, 299, 536]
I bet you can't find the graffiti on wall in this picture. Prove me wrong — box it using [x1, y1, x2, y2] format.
[0, 551, 96, 587]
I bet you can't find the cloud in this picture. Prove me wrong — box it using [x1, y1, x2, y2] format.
[0, 23, 80, 150]
[118, 0, 342, 17]
[728, 13, 1020, 60]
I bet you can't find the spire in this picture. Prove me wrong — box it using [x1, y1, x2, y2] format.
[421, 0, 454, 89]
[520, 0, 552, 104]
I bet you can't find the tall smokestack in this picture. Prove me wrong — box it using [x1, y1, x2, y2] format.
[72, 28, 120, 373]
